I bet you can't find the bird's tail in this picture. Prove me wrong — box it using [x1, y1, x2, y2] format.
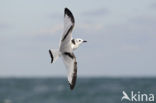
[49, 49, 60, 63]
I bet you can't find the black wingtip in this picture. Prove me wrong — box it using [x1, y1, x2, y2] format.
[69, 83, 75, 90]
[65, 8, 70, 14]
[64, 8, 75, 23]
[69, 61, 77, 90]
[49, 50, 53, 63]
[69, 75, 77, 90]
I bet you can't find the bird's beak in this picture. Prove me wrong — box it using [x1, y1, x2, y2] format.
[83, 40, 87, 43]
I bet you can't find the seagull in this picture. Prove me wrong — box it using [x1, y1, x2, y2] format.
[49, 8, 87, 90]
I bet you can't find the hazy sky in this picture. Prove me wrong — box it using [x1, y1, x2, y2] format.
[0, 0, 156, 77]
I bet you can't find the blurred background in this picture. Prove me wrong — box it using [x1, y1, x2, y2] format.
[0, 0, 156, 103]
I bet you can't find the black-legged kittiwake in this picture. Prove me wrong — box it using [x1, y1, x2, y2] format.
[49, 8, 87, 90]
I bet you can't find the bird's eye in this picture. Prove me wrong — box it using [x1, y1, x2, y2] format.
[79, 40, 81, 42]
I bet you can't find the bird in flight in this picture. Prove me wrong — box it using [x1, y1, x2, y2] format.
[49, 8, 87, 90]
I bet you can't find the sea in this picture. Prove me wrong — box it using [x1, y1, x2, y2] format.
[0, 77, 155, 103]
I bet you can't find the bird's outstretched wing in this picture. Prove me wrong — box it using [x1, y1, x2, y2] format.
[62, 52, 77, 90]
[59, 8, 77, 90]
[59, 8, 75, 52]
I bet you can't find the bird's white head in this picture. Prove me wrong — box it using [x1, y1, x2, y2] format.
[71, 38, 87, 50]
[75, 38, 87, 46]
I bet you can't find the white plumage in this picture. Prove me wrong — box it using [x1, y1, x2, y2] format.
[49, 8, 87, 90]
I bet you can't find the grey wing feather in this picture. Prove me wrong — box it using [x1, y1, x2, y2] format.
[60, 8, 75, 52]
[62, 52, 77, 90]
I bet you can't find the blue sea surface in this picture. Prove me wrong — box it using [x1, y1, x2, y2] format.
[0, 77, 155, 103]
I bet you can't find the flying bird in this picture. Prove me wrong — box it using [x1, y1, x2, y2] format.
[49, 8, 87, 90]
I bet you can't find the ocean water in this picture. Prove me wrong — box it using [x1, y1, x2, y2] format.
[0, 78, 155, 103]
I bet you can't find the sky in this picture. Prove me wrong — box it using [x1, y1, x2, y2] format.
[0, 0, 156, 77]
